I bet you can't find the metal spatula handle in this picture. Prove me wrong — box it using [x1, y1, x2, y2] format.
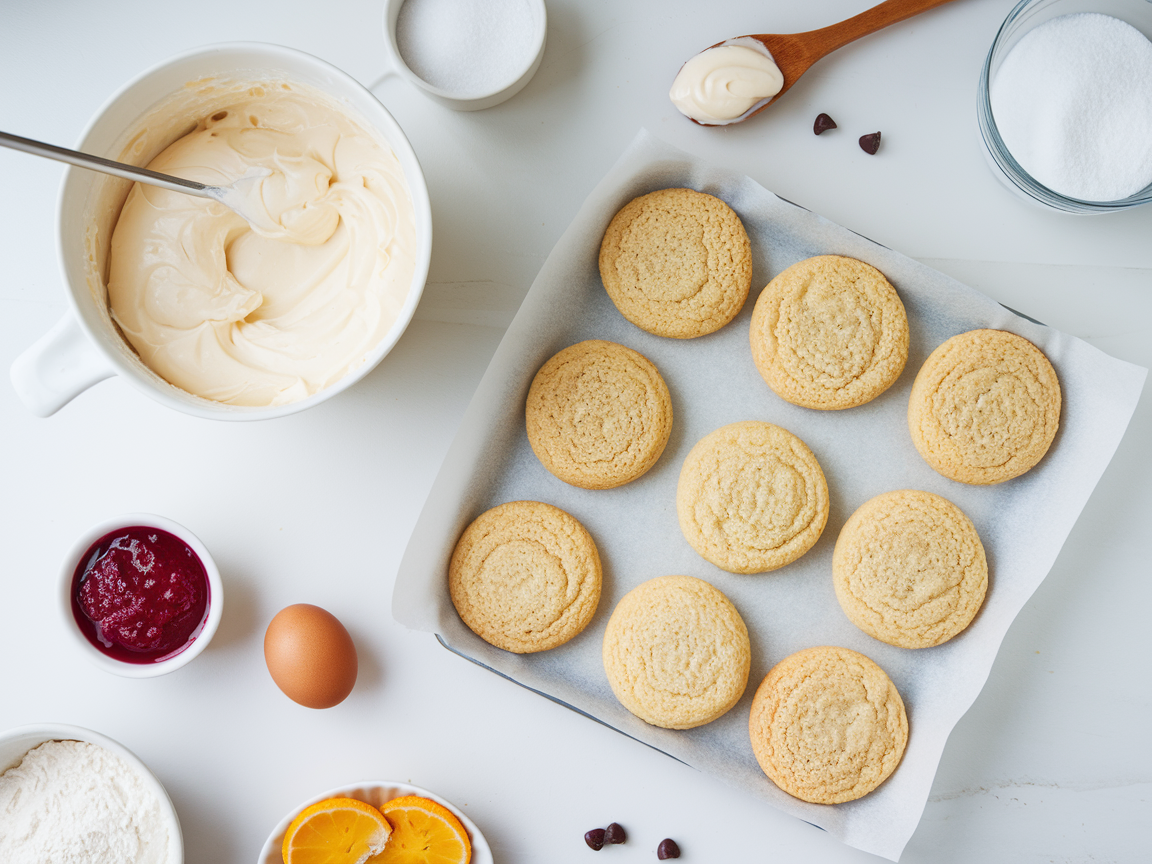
[0, 129, 216, 198]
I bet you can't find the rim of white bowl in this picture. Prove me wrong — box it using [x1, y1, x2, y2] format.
[0, 722, 184, 864]
[59, 513, 224, 677]
[61, 41, 433, 420]
[257, 780, 493, 864]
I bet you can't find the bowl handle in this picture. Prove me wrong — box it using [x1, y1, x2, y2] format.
[10, 312, 116, 417]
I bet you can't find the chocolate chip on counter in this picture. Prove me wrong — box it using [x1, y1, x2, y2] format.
[859, 131, 882, 154]
[657, 838, 681, 859]
[813, 113, 837, 135]
[605, 822, 627, 845]
[585, 828, 606, 851]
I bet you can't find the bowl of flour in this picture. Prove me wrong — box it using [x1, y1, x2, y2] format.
[978, 0, 1152, 213]
[0, 724, 181, 864]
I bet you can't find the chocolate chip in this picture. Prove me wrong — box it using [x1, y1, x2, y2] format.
[585, 828, 606, 850]
[605, 823, 626, 844]
[859, 131, 882, 154]
[657, 838, 681, 859]
[813, 113, 837, 135]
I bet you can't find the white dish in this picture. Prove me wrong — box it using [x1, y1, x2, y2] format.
[258, 780, 493, 864]
[0, 723, 183, 864]
[58, 513, 224, 677]
[381, 0, 547, 110]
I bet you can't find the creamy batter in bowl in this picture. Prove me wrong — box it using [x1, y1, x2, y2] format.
[11, 43, 432, 419]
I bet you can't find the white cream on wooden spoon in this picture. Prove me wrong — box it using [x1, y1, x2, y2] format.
[670, 0, 962, 126]
[669, 39, 784, 126]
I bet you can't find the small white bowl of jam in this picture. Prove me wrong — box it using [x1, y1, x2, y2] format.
[59, 514, 223, 677]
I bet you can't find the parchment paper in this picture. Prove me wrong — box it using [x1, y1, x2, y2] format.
[393, 130, 1147, 860]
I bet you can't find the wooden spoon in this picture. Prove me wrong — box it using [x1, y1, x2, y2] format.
[683, 0, 962, 125]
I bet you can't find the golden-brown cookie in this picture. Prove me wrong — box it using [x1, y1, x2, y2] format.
[833, 490, 987, 648]
[525, 340, 673, 489]
[749, 255, 908, 410]
[602, 575, 750, 729]
[908, 329, 1061, 485]
[676, 421, 829, 573]
[448, 501, 601, 653]
[749, 646, 908, 804]
[598, 188, 752, 339]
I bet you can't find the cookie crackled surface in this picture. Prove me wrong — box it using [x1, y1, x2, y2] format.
[526, 340, 672, 489]
[448, 501, 601, 653]
[833, 490, 988, 648]
[677, 421, 828, 573]
[598, 188, 752, 339]
[602, 575, 750, 729]
[749, 255, 908, 410]
[749, 646, 908, 804]
[908, 328, 1061, 485]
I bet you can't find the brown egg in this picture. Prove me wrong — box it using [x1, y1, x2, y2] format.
[264, 604, 358, 708]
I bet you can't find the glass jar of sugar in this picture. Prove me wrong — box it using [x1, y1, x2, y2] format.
[382, 0, 547, 110]
[978, 0, 1152, 213]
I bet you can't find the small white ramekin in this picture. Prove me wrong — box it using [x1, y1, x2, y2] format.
[382, 0, 547, 110]
[0, 723, 183, 864]
[59, 513, 223, 677]
[258, 780, 493, 864]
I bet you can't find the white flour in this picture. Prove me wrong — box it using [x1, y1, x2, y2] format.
[991, 13, 1152, 201]
[0, 739, 169, 864]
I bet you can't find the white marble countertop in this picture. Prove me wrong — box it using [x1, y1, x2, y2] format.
[1, 1, 1149, 862]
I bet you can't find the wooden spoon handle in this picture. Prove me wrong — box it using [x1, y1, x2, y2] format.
[799, 0, 961, 61]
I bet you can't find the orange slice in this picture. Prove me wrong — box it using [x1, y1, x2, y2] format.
[371, 795, 472, 864]
[282, 797, 393, 864]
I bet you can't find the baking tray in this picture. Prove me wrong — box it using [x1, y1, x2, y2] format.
[393, 130, 1146, 860]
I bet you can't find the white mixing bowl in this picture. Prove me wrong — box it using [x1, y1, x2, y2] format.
[11, 42, 432, 419]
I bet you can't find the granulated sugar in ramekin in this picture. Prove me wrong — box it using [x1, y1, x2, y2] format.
[396, 0, 538, 96]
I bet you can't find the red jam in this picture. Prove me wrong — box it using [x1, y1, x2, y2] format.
[71, 526, 210, 664]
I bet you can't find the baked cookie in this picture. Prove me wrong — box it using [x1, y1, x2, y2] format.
[833, 490, 988, 648]
[908, 329, 1061, 485]
[749, 646, 908, 804]
[602, 575, 750, 729]
[449, 501, 601, 653]
[749, 255, 908, 410]
[677, 421, 829, 573]
[598, 188, 752, 339]
[526, 340, 673, 489]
